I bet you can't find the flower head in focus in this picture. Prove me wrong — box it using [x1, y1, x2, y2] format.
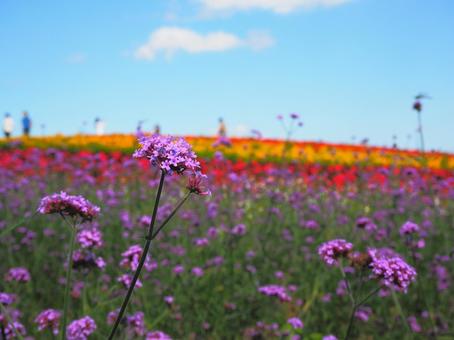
[133, 135, 200, 174]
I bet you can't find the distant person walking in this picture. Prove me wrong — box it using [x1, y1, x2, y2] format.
[22, 111, 31, 137]
[3, 113, 14, 138]
[218, 118, 227, 138]
[154, 124, 161, 135]
[95, 117, 105, 136]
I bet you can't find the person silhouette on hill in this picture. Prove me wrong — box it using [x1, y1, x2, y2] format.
[22, 111, 31, 137]
[3, 113, 14, 138]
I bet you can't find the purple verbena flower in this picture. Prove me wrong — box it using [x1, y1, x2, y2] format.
[400, 221, 420, 236]
[117, 274, 143, 289]
[66, 316, 96, 340]
[287, 317, 304, 329]
[77, 229, 103, 249]
[126, 311, 146, 336]
[35, 309, 61, 335]
[38, 191, 100, 222]
[369, 249, 417, 292]
[258, 285, 291, 302]
[5, 267, 31, 283]
[318, 239, 353, 266]
[146, 331, 172, 340]
[186, 172, 210, 196]
[0, 292, 16, 306]
[133, 135, 200, 174]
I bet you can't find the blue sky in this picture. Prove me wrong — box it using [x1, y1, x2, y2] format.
[1, 0, 453, 151]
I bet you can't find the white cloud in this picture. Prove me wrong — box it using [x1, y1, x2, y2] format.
[134, 27, 274, 60]
[200, 0, 351, 14]
[66, 53, 87, 64]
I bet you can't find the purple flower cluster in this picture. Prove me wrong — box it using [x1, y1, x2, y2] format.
[77, 229, 103, 248]
[186, 172, 210, 196]
[126, 312, 146, 336]
[318, 239, 353, 266]
[120, 245, 145, 271]
[133, 135, 200, 174]
[117, 274, 143, 289]
[5, 267, 31, 283]
[35, 309, 61, 335]
[369, 249, 417, 292]
[0, 292, 16, 306]
[38, 191, 100, 222]
[146, 331, 172, 339]
[399, 221, 420, 236]
[258, 285, 291, 302]
[4, 321, 27, 339]
[72, 250, 106, 270]
[66, 316, 97, 340]
[287, 317, 304, 329]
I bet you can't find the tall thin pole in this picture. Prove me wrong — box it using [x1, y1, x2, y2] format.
[417, 111, 425, 152]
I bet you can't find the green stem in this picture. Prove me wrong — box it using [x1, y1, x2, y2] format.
[0, 212, 37, 239]
[391, 289, 411, 334]
[344, 304, 358, 340]
[60, 223, 77, 340]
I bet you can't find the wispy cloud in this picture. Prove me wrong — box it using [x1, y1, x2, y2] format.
[66, 52, 87, 64]
[134, 27, 274, 61]
[200, 0, 351, 14]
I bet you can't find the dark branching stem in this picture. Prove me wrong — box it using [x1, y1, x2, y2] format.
[1, 325, 6, 340]
[151, 191, 192, 239]
[108, 171, 166, 340]
[60, 219, 77, 340]
[344, 286, 381, 340]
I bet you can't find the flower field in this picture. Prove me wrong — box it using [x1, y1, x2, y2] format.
[1, 133, 453, 169]
[1, 135, 454, 339]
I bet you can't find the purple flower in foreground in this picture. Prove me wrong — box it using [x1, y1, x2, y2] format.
[38, 191, 100, 222]
[5, 267, 31, 283]
[133, 135, 200, 174]
[35, 309, 61, 335]
[287, 317, 304, 329]
[258, 285, 291, 302]
[146, 331, 172, 340]
[369, 249, 417, 292]
[318, 239, 353, 266]
[66, 316, 96, 340]
[400, 221, 420, 236]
